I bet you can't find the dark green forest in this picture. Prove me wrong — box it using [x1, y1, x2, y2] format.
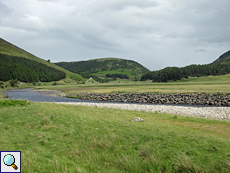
[55, 58, 150, 75]
[0, 53, 66, 82]
[106, 73, 129, 79]
[140, 63, 230, 82]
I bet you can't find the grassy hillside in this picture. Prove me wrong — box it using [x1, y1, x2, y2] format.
[212, 50, 230, 64]
[55, 57, 150, 81]
[0, 38, 84, 81]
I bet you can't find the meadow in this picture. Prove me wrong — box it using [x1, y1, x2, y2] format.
[1, 74, 230, 172]
[0, 99, 230, 172]
[34, 74, 230, 95]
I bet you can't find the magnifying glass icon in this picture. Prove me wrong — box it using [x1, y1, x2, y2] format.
[3, 154, 18, 170]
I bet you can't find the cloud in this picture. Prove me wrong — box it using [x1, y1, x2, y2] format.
[0, 0, 229, 70]
[195, 49, 207, 52]
[0, 2, 12, 16]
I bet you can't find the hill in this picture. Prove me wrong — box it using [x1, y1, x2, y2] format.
[55, 58, 150, 82]
[212, 50, 230, 64]
[0, 38, 84, 81]
[0, 53, 66, 82]
[141, 50, 230, 82]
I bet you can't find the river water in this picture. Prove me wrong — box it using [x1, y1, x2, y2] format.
[4, 88, 94, 103]
[4, 88, 139, 105]
[3, 88, 217, 108]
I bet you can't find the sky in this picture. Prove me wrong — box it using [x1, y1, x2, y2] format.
[0, 0, 229, 71]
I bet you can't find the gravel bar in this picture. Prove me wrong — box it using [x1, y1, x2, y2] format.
[55, 102, 230, 120]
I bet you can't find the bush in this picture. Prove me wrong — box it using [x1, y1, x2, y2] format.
[0, 81, 4, 88]
[9, 79, 18, 87]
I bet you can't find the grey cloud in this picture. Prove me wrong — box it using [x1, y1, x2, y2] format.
[161, 31, 179, 39]
[195, 49, 207, 52]
[0, 2, 12, 16]
[0, 0, 229, 71]
[93, 0, 158, 11]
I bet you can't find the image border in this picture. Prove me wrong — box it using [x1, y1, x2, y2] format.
[0, 151, 21, 173]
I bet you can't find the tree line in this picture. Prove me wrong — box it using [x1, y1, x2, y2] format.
[0, 53, 66, 82]
[105, 74, 129, 79]
[140, 63, 230, 82]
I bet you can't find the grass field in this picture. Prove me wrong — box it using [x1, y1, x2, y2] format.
[34, 74, 230, 95]
[0, 99, 230, 172]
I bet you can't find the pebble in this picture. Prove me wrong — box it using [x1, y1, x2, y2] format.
[55, 102, 230, 120]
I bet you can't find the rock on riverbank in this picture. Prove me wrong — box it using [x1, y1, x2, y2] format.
[67, 92, 230, 106]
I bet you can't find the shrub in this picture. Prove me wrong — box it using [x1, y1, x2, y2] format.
[0, 81, 4, 88]
[9, 79, 18, 87]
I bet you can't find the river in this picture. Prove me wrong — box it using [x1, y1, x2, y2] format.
[3, 88, 217, 108]
[3, 88, 95, 103]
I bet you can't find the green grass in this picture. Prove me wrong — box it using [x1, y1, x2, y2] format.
[31, 73, 230, 95]
[0, 99, 29, 108]
[91, 68, 142, 80]
[36, 81, 230, 95]
[0, 99, 230, 172]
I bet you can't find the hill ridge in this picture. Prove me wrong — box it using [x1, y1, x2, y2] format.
[141, 49, 230, 82]
[212, 50, 230, 64]
[55, 58, 150, 81]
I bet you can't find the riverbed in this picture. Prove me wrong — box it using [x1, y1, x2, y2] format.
[3, 88, 230, 120]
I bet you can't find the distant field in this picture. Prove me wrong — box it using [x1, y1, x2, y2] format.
[1, 99, 230, 172]
[35, 74, 230, 94]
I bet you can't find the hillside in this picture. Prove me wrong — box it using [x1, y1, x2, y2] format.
[212, 50, 230, 64]
[55, 58, 150, 81]
[0, 38, 84, 81]
[141, 50, 230, 82]
[0, 53, 66, 82]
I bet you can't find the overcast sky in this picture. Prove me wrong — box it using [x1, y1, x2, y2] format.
[0, 0, 229, 71]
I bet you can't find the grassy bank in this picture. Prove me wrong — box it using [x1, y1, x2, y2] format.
[0, 99, 230, 172]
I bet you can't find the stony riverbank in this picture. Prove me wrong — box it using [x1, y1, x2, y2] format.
[55, 102, 230, 120]
[67, 92, 230, 106]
